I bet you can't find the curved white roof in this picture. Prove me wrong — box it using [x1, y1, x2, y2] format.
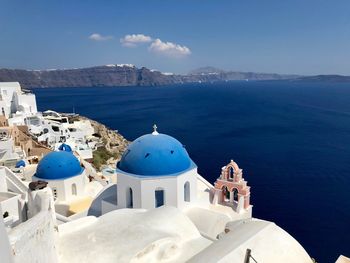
[58, 206, 312, 263]
[188, 219, 313, 263]
[58, 207, 212, 263]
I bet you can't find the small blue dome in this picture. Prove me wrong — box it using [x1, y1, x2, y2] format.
[117, 133, 194, 176]
[15, 160, 26, 168]
[35, 151, 83, 180]
[58, 143, 72, 152]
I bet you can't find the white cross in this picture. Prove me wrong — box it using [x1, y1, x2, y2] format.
[152, 124, 159, 135]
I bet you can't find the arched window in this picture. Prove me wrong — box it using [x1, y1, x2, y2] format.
[71, 183, 77, 195]
[155, 188, 165, 208]
[223, 186, 230, 202]
[233, 188, 239, 202]
[184, 181, 190, 202]
[126, 187, 133, 208]
[229, 167, 234, 180]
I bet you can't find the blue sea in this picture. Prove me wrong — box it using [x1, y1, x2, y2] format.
[33, 81, 350, 263]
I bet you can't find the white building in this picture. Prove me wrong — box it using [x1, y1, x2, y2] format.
[31, 149, 102, 218]
[0, 82, 96, 162]
[25, 110, 95, 160]
[32, 151, 87, 202]
[26, 111, 87, 144]
[0, 82, 95, 161]
[0, 82, 37, 124]
[0, 128, 24, 167]
[0, 166, 28, 228]
[116, 127, 197, 210]
[0, 144, 102, 222]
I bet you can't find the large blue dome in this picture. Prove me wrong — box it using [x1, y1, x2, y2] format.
[117, 133, 194, 176]
[35, 151, 83, 180]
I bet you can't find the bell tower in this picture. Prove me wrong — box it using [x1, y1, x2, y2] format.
[211, 160, 251, 213]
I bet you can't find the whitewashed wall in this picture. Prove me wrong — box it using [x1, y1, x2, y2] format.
[8, 189, 58, 263]
[32, 171, 86, 202]
[9, 210, 58, 263]
[0, 206, 13, 263]
[117, 168, 198, 210]
[15, 93, 37, 114]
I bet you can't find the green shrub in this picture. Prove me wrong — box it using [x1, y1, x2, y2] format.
[92, 146, 114, 170]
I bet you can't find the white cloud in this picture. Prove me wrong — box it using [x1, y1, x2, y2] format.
[120, 34, 152, 47]
[148, 39, 191, 57]
[120, 33, 191, 58]
[89, 33, 113, 41]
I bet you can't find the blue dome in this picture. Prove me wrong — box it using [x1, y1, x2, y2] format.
[117, 133, 194, 176]
[15, 160, 26, 168]
[58, 143, 72, 152]
[35, 151, 83, 180]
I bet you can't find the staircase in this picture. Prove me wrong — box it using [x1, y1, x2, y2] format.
[0, 166, 28, 197]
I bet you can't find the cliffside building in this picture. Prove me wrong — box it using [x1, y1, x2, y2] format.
[1, 125, 340, 263]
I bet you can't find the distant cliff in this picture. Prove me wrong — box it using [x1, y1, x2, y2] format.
[0, 65, 182, 88]
[291, 74, 350, 82]
[185, 67, 300, 82]
[0, 64, 303, 88]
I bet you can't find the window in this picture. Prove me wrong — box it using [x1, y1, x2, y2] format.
[126, 187, 133, 208]
[155, 188, 165, 208]
[52, 126, 59, 132]
[184, 181, 190, 202]
[71, 184, 77, 195]
[233, 188, 239, 202]
[229, 167, 234, 180]
[223, 186, 230, 202]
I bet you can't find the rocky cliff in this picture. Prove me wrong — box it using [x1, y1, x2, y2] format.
[75, 115, 129, 170]
[0, 64, 301, 88]
[0, 65, 181, 88]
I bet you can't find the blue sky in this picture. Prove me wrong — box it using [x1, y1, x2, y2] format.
[1, 0, 350, 75]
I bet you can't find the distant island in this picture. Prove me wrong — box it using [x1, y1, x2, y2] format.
[0, 65, 348, 88]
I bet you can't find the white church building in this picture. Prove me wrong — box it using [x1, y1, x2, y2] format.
[116, 126, 197, 210]
[32, 150, 86, 202]
[29, 147, 102, 218]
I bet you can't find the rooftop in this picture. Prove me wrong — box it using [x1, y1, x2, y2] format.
[117, 131, 195, 176]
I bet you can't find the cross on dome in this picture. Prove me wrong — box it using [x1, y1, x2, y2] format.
[152, 124, 159, 135]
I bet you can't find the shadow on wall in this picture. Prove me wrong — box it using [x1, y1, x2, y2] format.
[87, 184, 117, 217]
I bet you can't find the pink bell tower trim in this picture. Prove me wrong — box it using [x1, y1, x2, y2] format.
[211, 160, 251, 212]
